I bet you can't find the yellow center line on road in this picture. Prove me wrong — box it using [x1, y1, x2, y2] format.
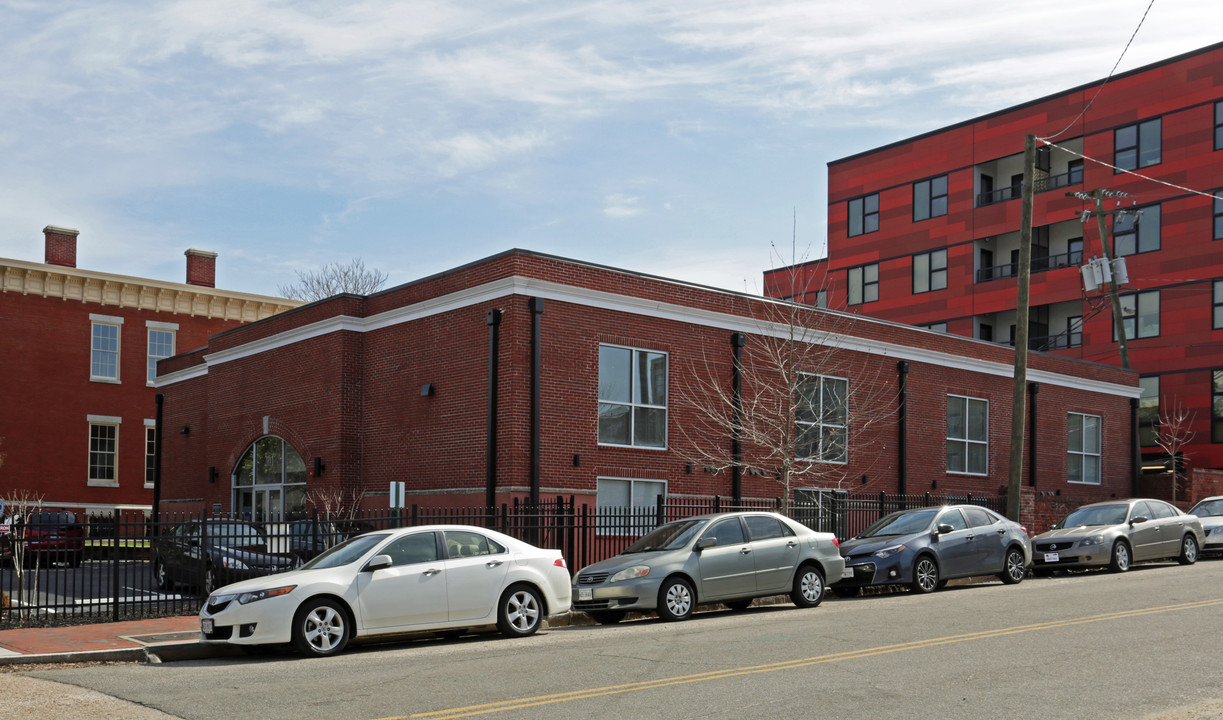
[372, 597, 1223, 720]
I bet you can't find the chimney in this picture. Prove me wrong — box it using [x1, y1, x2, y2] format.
[185, 248, 218, 288]
[43, 226, 80, 268]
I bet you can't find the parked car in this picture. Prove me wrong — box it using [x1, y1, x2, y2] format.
[834, 505, 1031, 596]
[571, 511, 844, 624]
[262, 519, 378, 567]
[153, 520, 297, 595]
[19, 511, 86, 567]
[1187, 496, 1223, 554]
[1031, 498, 1204, 573]
[199, 524, 571, 657]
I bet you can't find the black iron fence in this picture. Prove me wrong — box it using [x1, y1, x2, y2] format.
[0, 491, 1005, 628]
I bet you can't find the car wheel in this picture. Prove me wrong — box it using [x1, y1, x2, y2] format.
[999, 547, 1026, 584]
[292, 598, 350, 657]
[791, 564, 826, 608]
[154, 559, 174, 591]
[71, 551, 83, 568]
[203, 564, 218, 595]
[588, 611, 626, 625]
[911, 555, 940, 593]
[1109, 540, 1131, 573]
[1178, 535, 1199, 565]
[656, 577, 695, 621]
[831, 586, 860, 598]
[724, 600, 753, 612]
[497, 584, 543, 637]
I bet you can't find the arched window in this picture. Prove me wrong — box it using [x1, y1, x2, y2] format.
[232, 436, 307, 520]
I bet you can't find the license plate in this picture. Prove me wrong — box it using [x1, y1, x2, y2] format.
[1043, 552, 1060, 563]
[841, 567, 854, 579]
[201, 618, 214, 634]
[577, 588, 592, 601]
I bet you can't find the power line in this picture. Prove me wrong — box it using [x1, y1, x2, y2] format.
[1041, 0, 1157, 142]
[1040, 139, 1223, 202]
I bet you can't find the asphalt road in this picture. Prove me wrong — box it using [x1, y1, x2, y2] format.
[23, 558, 1223, 720]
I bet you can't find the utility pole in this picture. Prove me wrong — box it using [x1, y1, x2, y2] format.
[1007, 134, 1035, 522]
[1070, 188, 1132, 370]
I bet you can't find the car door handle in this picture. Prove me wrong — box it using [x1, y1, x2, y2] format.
[997, 530, 1005, 535]
[423, 568, 442, 576]
[485, 560, 503, 568]
[787, 541, 798, 548]
[966, 535, 975, 540]
[740, 548, 752, 555]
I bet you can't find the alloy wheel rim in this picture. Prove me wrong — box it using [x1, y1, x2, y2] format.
[667, 584, 692, 615]
[508, 592, 539, 631]
[1007, 552, 1024, 581]
[917, 560, 937, 590]
[802, 571, 823, 601]
[306, 607, 343, 652]
[1185, 538, 1197, 562]
[1117, 545, 1129, 569]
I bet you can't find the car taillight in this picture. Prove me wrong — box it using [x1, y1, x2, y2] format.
[1020, 526, 1028, 536]
[832, 537, 840, 547]
[553, 558, 567, 569]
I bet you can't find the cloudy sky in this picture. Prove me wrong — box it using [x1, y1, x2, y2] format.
[0, 1, 1217, 297]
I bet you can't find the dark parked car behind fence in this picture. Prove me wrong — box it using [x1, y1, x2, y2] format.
[0, 490, 1002, 628]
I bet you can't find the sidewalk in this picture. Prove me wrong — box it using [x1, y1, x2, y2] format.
[0, 615, 205, 665]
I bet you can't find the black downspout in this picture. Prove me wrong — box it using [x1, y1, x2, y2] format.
[731, 333, 746, 501]
[529, 298, 544, 505]
[153, 393, 164, 529]
[1130, 397, 1141, 496]
[485, 309, 502, 509]
[896, 361, 909, 495]
[1028, 382, 1039, 488]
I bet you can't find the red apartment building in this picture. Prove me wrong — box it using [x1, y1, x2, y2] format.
[0, 227, 300, 514]
[155, 249, 1137, 529]
[765, 42, 1223, 484]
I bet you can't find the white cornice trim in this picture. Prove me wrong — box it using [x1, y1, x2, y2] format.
[159, 274, 1138, 398]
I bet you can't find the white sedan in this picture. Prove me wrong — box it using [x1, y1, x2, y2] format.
[199, 524, 572, 657]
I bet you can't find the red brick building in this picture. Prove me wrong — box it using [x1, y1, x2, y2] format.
[0, 227, 300, 514]
[765, 42, 1223, 483]
[156, 250, 1137, 527]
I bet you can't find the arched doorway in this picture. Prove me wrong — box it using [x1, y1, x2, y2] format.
[232, 436, 308, 520]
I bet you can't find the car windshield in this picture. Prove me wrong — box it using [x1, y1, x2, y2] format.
[300, 533, 389, 570]
[858, 509, 938, 538]
[29, 513, 72, 526]
[1189, 499, 1223, 518]
[623, 519, 707, 553]
[206, 523, 267, 547]
[1060, 504, 1129, 527]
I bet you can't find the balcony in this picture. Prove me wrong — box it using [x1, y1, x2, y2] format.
[976, 167, 1084, 207]
[975, 138, 1084, 208]
[975, 248, 1083, 283]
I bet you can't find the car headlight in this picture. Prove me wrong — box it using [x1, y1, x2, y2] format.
[610, 565, 651, 582]
[1079, 535, 1106, 547]
[237, 585, 296, 605]
[220, 556, 250, 570]
[874, 545, 906, 559]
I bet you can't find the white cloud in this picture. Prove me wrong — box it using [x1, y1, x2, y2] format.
[602, 194, 645, 218]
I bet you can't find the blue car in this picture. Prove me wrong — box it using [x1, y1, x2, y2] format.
[833, 505, 1031, 596]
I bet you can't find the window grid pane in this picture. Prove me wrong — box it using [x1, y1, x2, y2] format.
[599, 345, 668, 448]
[89, 424, 117, 481]
[92, 323, 120, 380]
[795, 374, 848, 463]
[1068, 412, 1102, 484]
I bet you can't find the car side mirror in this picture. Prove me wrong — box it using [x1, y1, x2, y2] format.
[1130, 516, 1149, 526]
[364, 554, 393, 572]
[935, 523, 955, 535]
[695, 537, 717, 551]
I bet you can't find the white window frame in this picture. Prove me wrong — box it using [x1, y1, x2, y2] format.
[88, 414, 121, 487]
[1068, 412, 1102, 485]
[597, 344, 668, 449]
[144, 419, 157, 489]
[947, 395, 988, 475]
[90, 314, 124, 383]
[146, 321, 178, 385]
[595, 477, 666, 536]
[795, 373, 849, 464]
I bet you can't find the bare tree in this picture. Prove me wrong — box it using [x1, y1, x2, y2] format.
[278, 258, 389, 301]
[1154, 402, 1195, 502]
[6, 490, 45, 613]
[676, 257, 899, 512]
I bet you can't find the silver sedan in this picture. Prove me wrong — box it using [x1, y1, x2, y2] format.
[1031, 498, 1204, 573]
[571, 511, 844, 624]
[1188, 495, 1223, 554]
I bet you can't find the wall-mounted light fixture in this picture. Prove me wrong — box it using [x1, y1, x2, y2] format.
[572, 454, 580, 467]
[208, 466, 218, 483]
[931, 479, 938, 489]
[180, 425, 190, 435]
[685, 463, 693, 474]
[420, 383, 435, 397]
[313, 457, 325, 477]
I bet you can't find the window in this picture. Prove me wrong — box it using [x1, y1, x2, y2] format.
[146, 323, 177, 384]
[1113, 204, 1160, 256]
[1114, 118, 1161, 171]
[913, 175, 948, 221]
[444, 530, 504, 558]
[937, 508, 969, 531]
[795, 374, 848, 463]
[596, 477, 665, 534]
[847, 193, 879, 237]
[1213, 371, 1223, 443]
[1216, 101, 1223, 151]
[847, 263, 879, 305]
[1138, 377, 1159, 448]
[704, 517, 746, 546]
[813, 289, 827, 308]
[90, 314, 123, 382]
[1118, 290, 1160, 340]
[913, 249, 948, 294]
[385, 532, 440, 566]
[88, 416, 120, 486]
[1068, 412, 1102, 484]
[598, 345, 667, 448]
[144, 422, 156, 488]
[947, 395, 988, 475]
[1067, 159, 1084, 186]
[744, 515, 793, 541]
[233, 436, 309, 520]
[1214, 193, 1222, 241]
[1215, 281, 1223, 330]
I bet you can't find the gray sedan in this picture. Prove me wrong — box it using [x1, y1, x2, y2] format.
[572, 512, 844, 624]
[1187, 496, 1223, 554]
[1031, 498, 1204, 573]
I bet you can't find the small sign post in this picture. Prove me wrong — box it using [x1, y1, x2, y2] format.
[389, 481, 405, 509]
